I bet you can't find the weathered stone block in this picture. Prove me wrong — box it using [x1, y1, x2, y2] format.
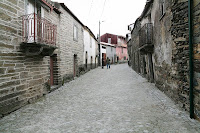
[0, 61, 3, 67]
[3, 63, 15, 67]
[174, 37, 187, 42]
[0, 91, 25, 102]
[20, 72, 29, 79]
[14, 68, 25, 72]
[0, 99, 27, 115]
[15, 63, 24, 67]
[0, 3, 17, 13]
[7, 67, 15, 73]
[0, 68, 6, 75]
[29, 79, 43, 87]
[0, 42, 14, 49]
[16, 84, 27, 91]
[0, 80, 20, 90]
[0, 11, 11, 21]
[0, 24, 17, 34]
[7, 0, 17, 5]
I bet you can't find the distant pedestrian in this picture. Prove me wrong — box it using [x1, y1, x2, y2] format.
[106, 57, 110, 69]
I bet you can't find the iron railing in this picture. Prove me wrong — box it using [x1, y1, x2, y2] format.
[22, 13, 57, 46]
[139, 23, 153, 48]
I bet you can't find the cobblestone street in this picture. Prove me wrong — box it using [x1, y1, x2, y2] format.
[0, 64, 200, 133]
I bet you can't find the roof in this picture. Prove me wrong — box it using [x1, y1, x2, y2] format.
[139, 0, 153, 20]
[41, 0, 61, 14]
[100, 42, 116, 47]
[101, 33, 126, 39]
[84, 26, 98, 41]
[130, 0, 153, 34]
[60, 3, 85, 27]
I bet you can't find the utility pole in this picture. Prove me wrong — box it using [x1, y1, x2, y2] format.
[98, 20, 104, 68]
[98, 21, 101, 66]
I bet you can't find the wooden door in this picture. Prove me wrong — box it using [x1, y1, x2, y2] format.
[73, 55, 77, 77]
[50, 57, 54, 86]
[91, 56, 93, 69]
[102, 53, 106, 66]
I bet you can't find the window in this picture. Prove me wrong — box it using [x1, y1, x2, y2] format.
[118, 38, 121, 44]
[73, 25, 78, 41]
[122, 47, 123, 53]
[108, 38, 111, 44]
[90, 37, 92, 48]
[160, 0, 165, 18]
[111, 47, 113, 52]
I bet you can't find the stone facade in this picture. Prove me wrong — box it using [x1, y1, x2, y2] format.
[0, 0, 60, 117]
[128, 0, 200, 119]
[193, 0, 200, 119]
[56, 3, 85, 83]
[0, 0, 89, 117]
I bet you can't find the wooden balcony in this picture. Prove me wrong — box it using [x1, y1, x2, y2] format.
[21, 13, 57, 56]
[139, 23, 153, 53]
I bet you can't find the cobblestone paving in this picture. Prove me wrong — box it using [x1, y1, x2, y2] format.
[0, 64, 200, 133]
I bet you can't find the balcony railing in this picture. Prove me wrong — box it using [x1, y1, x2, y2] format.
[139, 23, 153, 49]
[22, 13, 57, 46]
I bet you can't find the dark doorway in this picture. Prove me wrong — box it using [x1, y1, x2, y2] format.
[50, 57, 54, 86]
[50, 55, 59, 86]
[74, 54, 78, 77]
[91, 56, 93, 69]
[143, 56, 147, 75]
[117, 56, 119, 63]
[85, 52, 88, 69]
[112, 57, 113, 64]
[102, 53, 106, 66]
[148, 53, 154, 83]
[95, 57, 97, 67]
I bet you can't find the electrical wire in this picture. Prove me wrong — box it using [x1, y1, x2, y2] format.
[88, 0, 94, 18]
[100, 0, 107, 20]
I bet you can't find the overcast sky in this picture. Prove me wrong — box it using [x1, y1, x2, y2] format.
[52, 0, 146, 37]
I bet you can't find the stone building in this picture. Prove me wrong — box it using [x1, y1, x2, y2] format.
[83, 26, 98, 71]
[56, 3, 85, 83]
[128, 0, 200, 119]
[0, 0, 61, 117]
[0, 0, 87, 117]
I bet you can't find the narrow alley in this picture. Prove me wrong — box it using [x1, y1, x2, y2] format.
[0, 64, 199, 133]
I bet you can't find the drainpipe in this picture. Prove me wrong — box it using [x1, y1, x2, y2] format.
[188, 0, 194, 119]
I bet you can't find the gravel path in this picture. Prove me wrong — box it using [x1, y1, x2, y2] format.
[0, 64, 199, 133]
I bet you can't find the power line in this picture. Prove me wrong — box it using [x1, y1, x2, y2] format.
[88, 0, 94, 20]
[100, 0, 107, 20]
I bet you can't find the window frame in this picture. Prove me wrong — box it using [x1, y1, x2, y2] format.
[90, 36, 92, 48]
[108, 38, 111, 44]
[160, 0, 165, 20]
[73, 24, 78, 41]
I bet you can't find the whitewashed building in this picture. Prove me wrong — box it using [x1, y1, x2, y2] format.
[100, 42, 116, 66]
[83, 26, 98, 70]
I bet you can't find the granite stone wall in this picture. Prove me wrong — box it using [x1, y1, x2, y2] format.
[0, 0, 58, 117]
[58, 5, 84, 83]
[193, 0, 200, 119]
[128, 0, 200, 119]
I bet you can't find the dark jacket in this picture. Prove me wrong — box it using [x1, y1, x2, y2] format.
[106, 58, 110, 64]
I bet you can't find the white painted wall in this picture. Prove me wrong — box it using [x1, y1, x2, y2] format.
[83, 29, 97, 65]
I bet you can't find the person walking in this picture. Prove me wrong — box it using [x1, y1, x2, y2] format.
[106, 57, 110, 69]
